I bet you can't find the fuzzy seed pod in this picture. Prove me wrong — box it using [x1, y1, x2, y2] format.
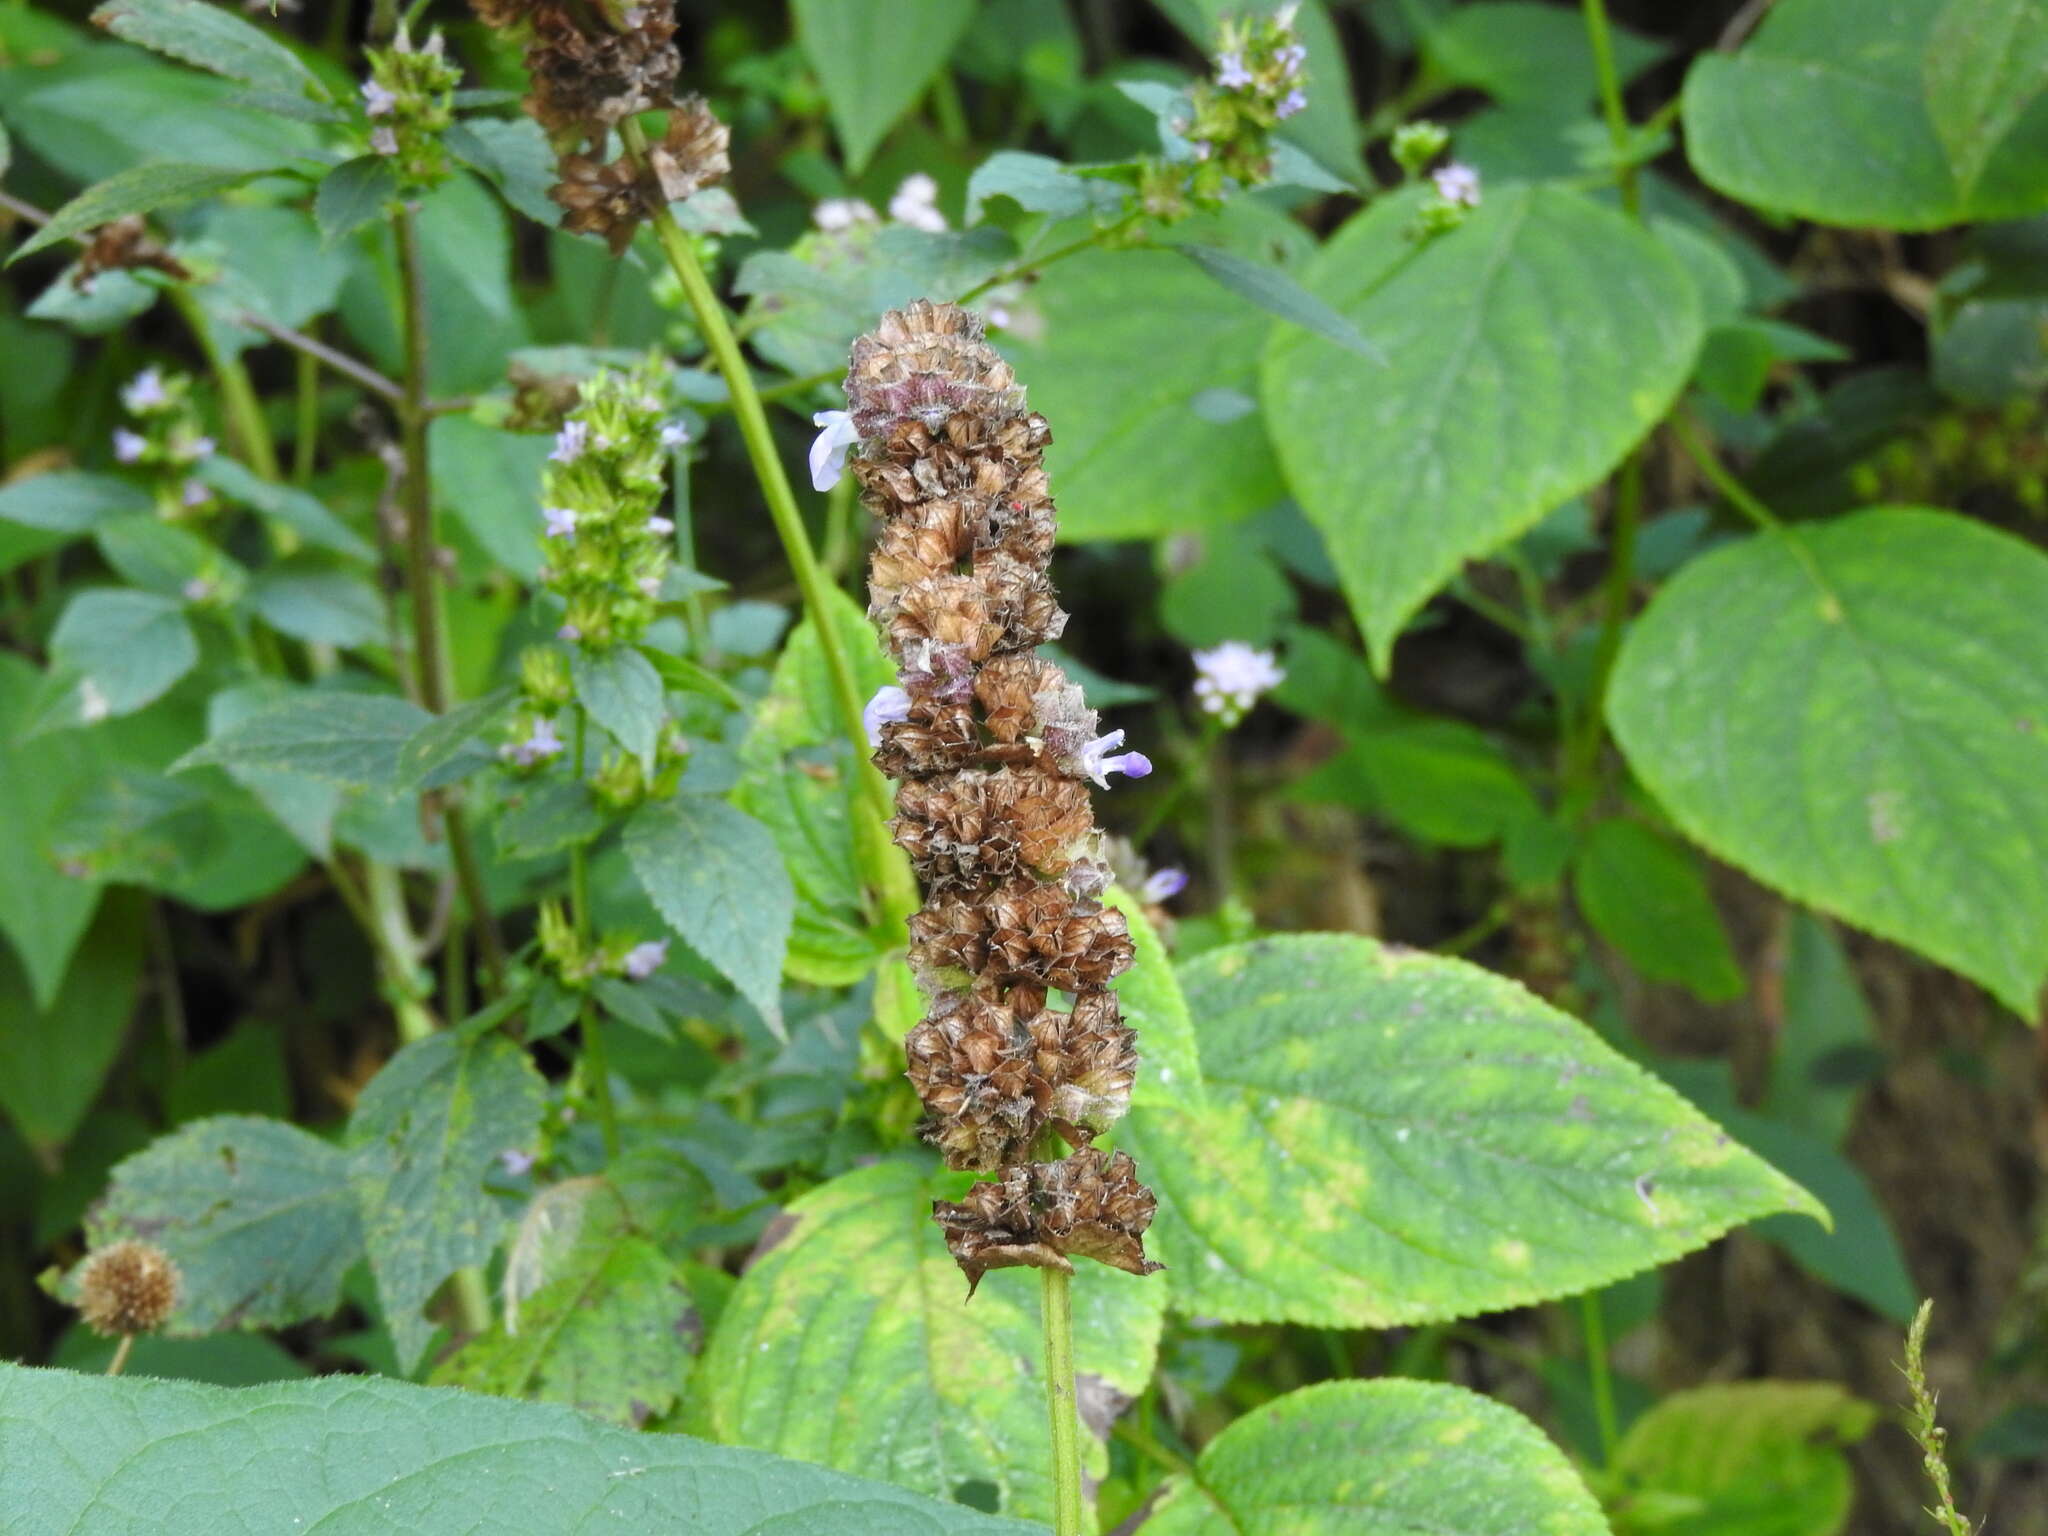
[76, 1240, 181, 1336]
[848, 301, 1159, 1286]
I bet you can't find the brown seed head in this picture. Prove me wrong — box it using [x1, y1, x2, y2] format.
[76, 1240, 181, 1336]
[932, 1148, 1161, 1293]
[845, 300, 1026, 442]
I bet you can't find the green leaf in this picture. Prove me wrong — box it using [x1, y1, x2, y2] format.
[1295, 717, 1541, 849]
[1610, 508, 2048, 1016]
[1119, 934, 1821, 1326]
[792, 0, 975, 172]
[0, 1362, 1037, 1533]
[91, 0, 316, 95]
[1262, 185, 1701, 673]
[1175, 242, 1384, 362]
[8, 162, 270, 265]
[313, 153, 397, 244]
[0, 654, 104, 1006]
[247, 562, 382, 647]
[1015, 241, 1293, 541]
[1682, 0, 2048, 231]
[397, 688, 520, 791]
[964, 149, 1124, 224]
[445, 116, 559, 226]
[1106, 887, 1204, 1112]
[496, 779, 606, 861]
[1143, 1378, 1609, 1535]
[435, 1176, 703, 1425]
[696, 1158, 1164, 1526]
[1422, 0, 1663, 106]
[625, 798, 793, 1037]
[1767, 913, 1880, 1145]
[347, 1032, 546, 1372]
[0, 892, 141, 1152]
[0, 471, 150, 535]
[1574, 818, 1745, 1003]
[204, 682, 340, 859]
[44, 588, 198, 725]
[77, 1114, 360, 1333]
[194, 457, 374, 560]
[732, 588, 896, 987]
[1604, 1381, 1875, 1536]
[95, 514, 233, 598]
[572, 644, 664, 765]
[177, 689, 431, 787]
[427, 416, 548, 580]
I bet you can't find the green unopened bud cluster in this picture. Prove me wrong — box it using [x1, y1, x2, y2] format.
[111, 367, 217, 520]
[361, 27, 459, 191]
[1393, 119, 1483, 238]
[535, 901, 670, 989]
[537, 359, 684, 651]
[1148, 5, 1309, 218]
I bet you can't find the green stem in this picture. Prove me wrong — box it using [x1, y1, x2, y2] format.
[929, 68, 970, 144]
[292, 340, 319, 486]
[363, 860, 436, 1042]
[1581, 1289, 1619, 1466]
[1565, 447, 1642, 788]
[624, 117, 915, 928]
[1668, 411, 1781, 533]
[956, 214, 1140, 305]
[570, 707, 622, 1161]
[1581, 0, 1640, 216]
[168, 288, 280, 482]
[1041, 1267, 1086, 1536]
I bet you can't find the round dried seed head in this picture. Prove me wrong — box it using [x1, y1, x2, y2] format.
[76, 1239, 181, 1336]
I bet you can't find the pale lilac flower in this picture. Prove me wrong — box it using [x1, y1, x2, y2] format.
[179, 436, 215, 463]
[623, 938, 670, 981]
[78, 678, 110, 724]
[638, 576, 663, 598]
[370, 125, 399, 157]
[556, 622, 581, 643]
[813, 197, 877, 232]
[646, 514, 675, 535]
[863, 683, 911, 746]
[361, 78, 397, 117]
[181, 478, 209, 508]
[1193, 641, 1285, 724]
[497, 1147, 536, 1177]
[659, 420, 691, 449]
[1433, 162, 1481, 208]
[1215, 51, 1253, 89]
[986, 304, 1013, 329]
[1277, 43, 1307, 77]
[1142, 867, 1188, 902]
[887, 172, 947, 233]
[181, 577, 212, 603]
[120, 367, 167, 413]
[510, 716, 564, 766]
[1080, 730, 1152, 788]
[550, 419, 589, 463]
[112, 429, 147, 464]
[542, 505, 577, 539]
[1276, 88, 1308, 120]
[809, 409, 860, 492]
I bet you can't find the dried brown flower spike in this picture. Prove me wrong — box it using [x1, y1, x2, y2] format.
[841, 299, 1162, 1289]
[76, 1239, 181, 1370]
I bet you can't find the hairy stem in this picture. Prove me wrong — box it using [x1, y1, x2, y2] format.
[623, 118, 916, 928]
[1042, 1267, 1086, 1536]
[570, 707, 622, 1161]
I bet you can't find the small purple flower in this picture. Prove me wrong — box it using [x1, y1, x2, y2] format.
[1433, 162, 1481, 208]
[550, 419, 589, 464]
[659, 420, 691, 449]
[1080, 730, 1152, 788]
[1142, 866, 1188, 902]
[120, 367, 167, 414]
[509, 716, 564, 767]
[112, 429, 147, 464]
[809, 409, 860, 493]
[1215, 51, 1253, 89]
[638, 576, 663, 598]
[181, 478, 209, 508]
[623, 938, 670, 980]
[557, 622, 582, 643]
[181, 577, 213, 603]
[863, 683, 912, 747]
[542, 505, 578, 539]
[1275, 88, 1308, 120]
[497, 1147, 536, 1177]
[646, 514, 675, 535]
[1277, 42, 1307, 78]
[179, 436, 216, 464]
[361, 78, 397, 118]
[370, 125, 399, 157]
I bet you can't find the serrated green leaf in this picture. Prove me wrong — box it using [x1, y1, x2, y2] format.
[792, 0, 975, 172]
[0, 472, 150, 535]
[1262, 185, 1701, 672]
[0, 654, 104, 1007]
[44, 588, 198, 725]
[195, 456, 373, 559]
[572, 644, 664, 765]
[1176, 242, 1384, 362]
[347, 1032, 546, 1372]
[496, 779, 605, 860]
[427, 415, 548, 580]
[0, 1362, 1036, 1534]
[397, 687, 519, 791]
[248, 562, 383, 647]
[81, 1114, 360, 1331]
[1683, 0, 2048, 231]
[313, 153, 397, 244]
[697, 1157, 1164, 1526]
[732, 588, 897, 987]
[0, 893, 141, 1152]
[1574, 818, 1745, 1003]
[1143, 1378, 1609, 1535]
[625, 798, 792, 1037]
[95, 514, 235, 598]
[204, 682, 341, 859]
[1120, 934, 1820, 1326]
[964, 149, 1124, 224]
[1610, 508, 2048, 1017]
[1605, 1381, 1875, 1536]
[91, 0, 315, 95]
[176, 689, 430, 786]
[9, 162, 269, 265]
[444, 115, 557, 226]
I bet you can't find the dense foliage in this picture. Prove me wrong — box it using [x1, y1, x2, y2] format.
[2, 0, 2045, 1531]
